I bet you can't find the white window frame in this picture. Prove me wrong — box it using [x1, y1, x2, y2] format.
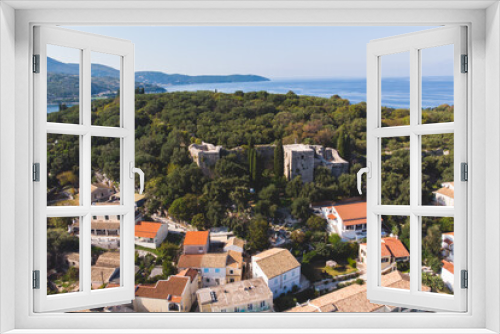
[365, 26, 467, 312]
[0, 1, 498, 333]
[32, 25, 136, 312]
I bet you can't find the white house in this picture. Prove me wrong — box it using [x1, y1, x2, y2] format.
[433, 182, 454, 206]
[183, 231, 210, 255]
[134, 221, 169, 249]
[251, 248, 301, 297]
[358, 237, 410, 274]
[441, 260, 455, 293]
[323, 201, 369, 241]
[133, 268, 199, 312]
[177, 253, 229, 287]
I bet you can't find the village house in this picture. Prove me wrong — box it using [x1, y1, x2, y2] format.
[323, 201, 371, 241]
[441, 231, 454, 262]
[287, 271, 429, 313]
[197, 277, 273, 313]
[69, 216, 120, 250]
[134, 221, 169, 249]
[133, 268, 199, 313]
[91, 251, 121, 289]
[223, 237, 245, 253]
[441, 260, 455, 293]
[183, 231, 210, 254]
[251, 248, 301, 297]
[433, 182, 454, 206]
[177, 251, 244, 288]
[91, 183, 115, 203]
[358, 237, 410, 274]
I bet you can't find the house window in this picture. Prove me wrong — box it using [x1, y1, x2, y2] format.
[215, 268, 220, 273]
[248, 304, 253, 311]
[260, 301, 266, 308]
[104, 215, 109, 221]
[204, 268, 209, 273]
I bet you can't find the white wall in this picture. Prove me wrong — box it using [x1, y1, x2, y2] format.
[486, 2, 500, 332]
[201, 267, 226, 287]
[0, 2, 16, 333]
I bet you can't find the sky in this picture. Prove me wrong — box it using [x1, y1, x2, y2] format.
[51, 26, 454, 79]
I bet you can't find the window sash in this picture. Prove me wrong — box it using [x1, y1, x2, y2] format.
[366, 25, 468, 312]
[33, 26, 135, 313]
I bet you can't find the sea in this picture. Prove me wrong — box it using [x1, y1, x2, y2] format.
[47, 76, 453, 113]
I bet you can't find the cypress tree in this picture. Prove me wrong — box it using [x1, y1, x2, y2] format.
[337, 128, 345, 158]
[274, 139, 284, 179]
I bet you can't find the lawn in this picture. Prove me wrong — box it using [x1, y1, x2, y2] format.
[303, 260, 358, 282]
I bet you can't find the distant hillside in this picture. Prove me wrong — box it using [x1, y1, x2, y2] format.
[135, 72, 270, 86]
[48, 56, 270, 87]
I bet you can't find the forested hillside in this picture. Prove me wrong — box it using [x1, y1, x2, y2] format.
[48, 90, 454, 251]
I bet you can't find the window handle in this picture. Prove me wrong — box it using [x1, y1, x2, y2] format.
[357, 162, 371, 195]
[129, 162, 145, 194]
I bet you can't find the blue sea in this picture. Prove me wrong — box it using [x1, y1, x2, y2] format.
[47, 76, 453, 113]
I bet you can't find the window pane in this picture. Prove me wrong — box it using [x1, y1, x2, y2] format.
[381, 136, 410, 205]
[421, 217, 454, 295]
[91, 137, 120, 205]
[47, 134, 80, 206]
[381, 52, 410, 127]
[421, 45, 454, 124]
[379, 216, 410, 290]
[91, 215, 121, 290]
[47, 217, 80, 295]
[91, 52, 121, 127]
[422, 133, 454, 206]
[46, 45, 80, 124]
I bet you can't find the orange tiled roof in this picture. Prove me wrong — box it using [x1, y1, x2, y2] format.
[135, 276, 188, 300]
[443, 232, 454, 236]
[442, 260, 454, 274]
[177, 268, 198, 283]
[135, 221, 163, 239]
[435, 187, 454, 199]
[178, 254, 203, 268]
[361, 237, 409, 259]
[183, 231, 209, 246]
[327, 214, 337, 220]
[382, 237, 410, 258]
[334, 201, 367, 227]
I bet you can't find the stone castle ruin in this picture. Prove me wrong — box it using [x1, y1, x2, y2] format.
[188, 142, 349, 183]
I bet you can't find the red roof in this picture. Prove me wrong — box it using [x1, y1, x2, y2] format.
[361, 237, 409, 259]
[442, 260, 454, 274]
[177, 268, 198, 283]
[135, 276, 188, 300]
[335, 201, 367, 226]
[135, 221, 163, 239]
[183, 231, 209, 246]
[327, 214, 337, 220]
[382, 237, 410, 258]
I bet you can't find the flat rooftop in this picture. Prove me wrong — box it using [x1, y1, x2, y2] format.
[197, 277, 272, 308]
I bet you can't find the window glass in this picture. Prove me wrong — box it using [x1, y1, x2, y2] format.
[47, 45, 81, 124]
[91, 52, 121, 127]
[381, 52, 410, 127]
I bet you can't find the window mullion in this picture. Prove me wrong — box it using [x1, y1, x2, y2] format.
[409, 47, 420, 294]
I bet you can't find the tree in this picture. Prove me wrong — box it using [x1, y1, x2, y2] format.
[248, 219, 269, 251]
[191, 213, 207, 231]
[291, 197, 310, 221]
[291, 230, 306, 244]
[168, 194, 198, 222]
[285, 175, 303, 198]
[161, 256, 176, 277]
[315, 242, 331, 258]
[337, 127, 346, 158]
[306, 215, 327, 232]
[274, 138, 284, 178]
[259, 184, 280, 205]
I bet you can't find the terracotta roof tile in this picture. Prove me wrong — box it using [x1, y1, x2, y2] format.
[135, 221, 163, 239]
[442, 260, 454, 274]
[253, 248, 300, 279]
[382, 237, 410, 258]
[434, 187, 454, 199]
[334, 201, 367, 227]
[177, 268, 198, 283]
[135, 276, 189, 300]
[327, 214, 337, 220]
[183, 231, 209, 246]
[178, 254, 203, 269]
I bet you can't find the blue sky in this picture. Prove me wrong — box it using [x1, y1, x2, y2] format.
[54, 26, 453, 79]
